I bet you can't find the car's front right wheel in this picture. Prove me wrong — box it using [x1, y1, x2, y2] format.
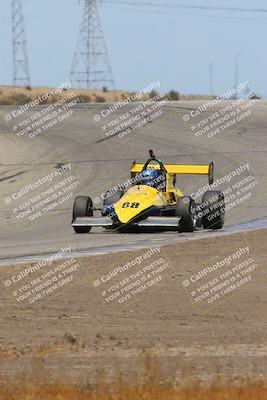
[201, 190, 225, 230]
[72, 196, 93, 233]
[176, 196, 197, 233]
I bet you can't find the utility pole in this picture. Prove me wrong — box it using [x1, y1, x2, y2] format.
[209, 63, 214, 96]
[71, 0, 115, 89]
[234, 51, 241, 98]
[12, 0, 31, 87]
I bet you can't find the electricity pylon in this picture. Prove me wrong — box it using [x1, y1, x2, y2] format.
[12, 0, 31, 87]
[71, 0, 115, 89]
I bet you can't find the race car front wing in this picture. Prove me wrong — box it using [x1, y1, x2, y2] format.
[72, 216, 181, 229]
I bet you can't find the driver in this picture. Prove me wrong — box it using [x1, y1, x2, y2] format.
[139, 168, 162, 189]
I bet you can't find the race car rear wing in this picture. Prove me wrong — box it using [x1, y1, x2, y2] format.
[131, 161, 214, 184]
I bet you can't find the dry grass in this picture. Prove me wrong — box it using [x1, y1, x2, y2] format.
[0, 85, 214, 105]
[0, 356, 266, 400]
[0, 334, 82, 361]
[1, 378, 267, 400]
[0, 85, 149, 105]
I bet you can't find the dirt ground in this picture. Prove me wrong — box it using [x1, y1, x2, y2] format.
[0, 228, 266, 383]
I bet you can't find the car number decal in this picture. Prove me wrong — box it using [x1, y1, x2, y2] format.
[122, 202, 140, 209]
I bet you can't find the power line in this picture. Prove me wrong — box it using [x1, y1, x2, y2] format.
[102, 0, 267, 13]
[102, 3, 267, 21]
[70, 0, 115, 90]
[12, 0, 31, 87]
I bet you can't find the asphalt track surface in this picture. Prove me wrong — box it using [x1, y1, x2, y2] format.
[0, 100, 266, 263]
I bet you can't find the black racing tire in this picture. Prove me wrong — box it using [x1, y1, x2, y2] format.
[72, 196, 93, 234]
[176, 196, 197, 233]
[202, 191, 225, 230]
[103, 189, 124, 206]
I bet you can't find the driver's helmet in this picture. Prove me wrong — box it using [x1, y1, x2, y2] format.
[139, 168, 159, 188]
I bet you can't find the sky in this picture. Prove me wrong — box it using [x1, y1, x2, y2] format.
[0, 0, 267, 97]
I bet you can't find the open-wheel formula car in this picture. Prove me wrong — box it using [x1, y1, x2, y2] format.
[72, 150, 225, 233]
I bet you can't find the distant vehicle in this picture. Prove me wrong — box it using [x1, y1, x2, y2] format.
[72, 150, 225, 233]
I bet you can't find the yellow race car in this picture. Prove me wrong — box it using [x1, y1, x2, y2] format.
[72, 150, 225, 233]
